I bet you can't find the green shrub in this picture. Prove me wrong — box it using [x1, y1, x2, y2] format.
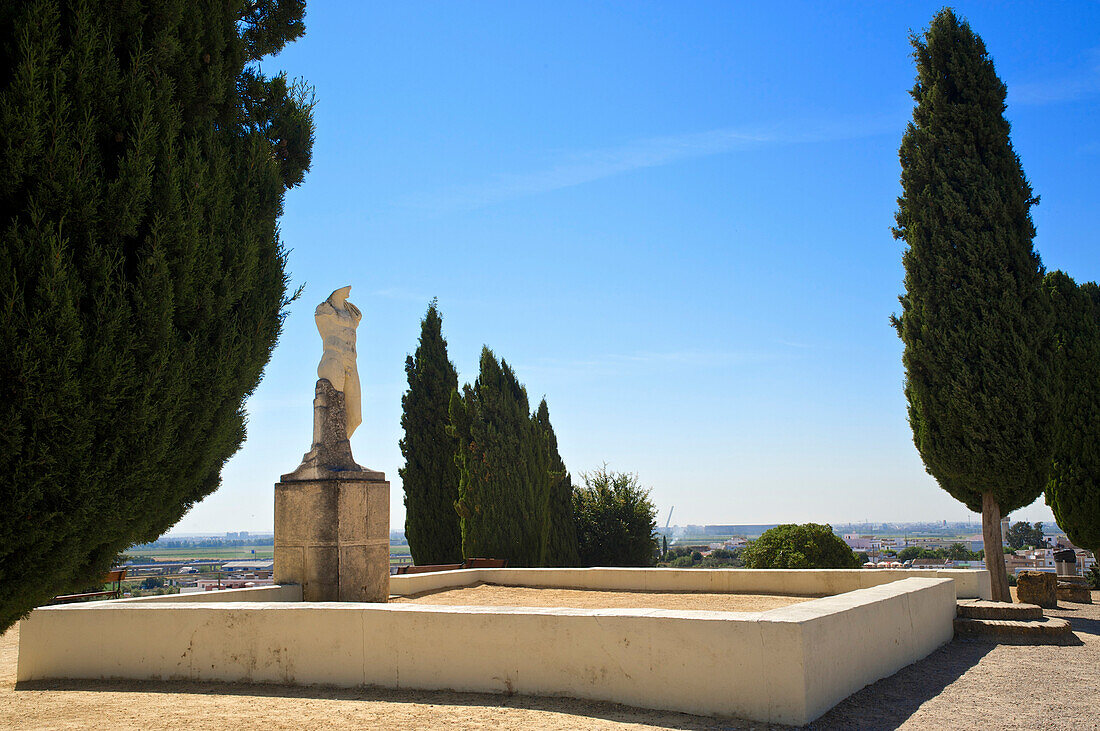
[741, 524, 861, 569]
[573, 466, 658, 567]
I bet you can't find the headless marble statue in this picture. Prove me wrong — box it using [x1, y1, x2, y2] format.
[283, 286, 378, 480]
[316, 285, 362, 437]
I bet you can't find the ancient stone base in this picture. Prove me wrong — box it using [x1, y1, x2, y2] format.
[274, 475, 390, 602]
[1016, 571, 1057, 608]
[1057, 576, 1093, 604]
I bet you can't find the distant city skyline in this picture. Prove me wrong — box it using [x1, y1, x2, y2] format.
[169, 2, 1096, 535]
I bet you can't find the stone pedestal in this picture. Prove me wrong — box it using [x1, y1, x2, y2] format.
[274, 473, 390, 602]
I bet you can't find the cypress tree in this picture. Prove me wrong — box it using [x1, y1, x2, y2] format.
[449, 348, 551, 566]
[1044, 272, 1100, 555]
[892, 9, 1055, 602]
[536, 398, 579, 567]
[399, 299, 462, 565]
[0, 0, 313, 631]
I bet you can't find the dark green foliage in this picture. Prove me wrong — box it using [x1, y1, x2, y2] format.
[572, 466, 658, 567]
[399, 300, 462, 565]
[1005, 520, 1047, 550]
[892, 10, 1054, 600]
[1086, 565, 1100, 590]
[661, 544, 747, 566]
[449, 348, 552, 566]
[892, 8, 1054, 516]
[945, 542, 977, 561]
[1044, 272, 1100, 555]
[897, 545, 982, 562]
[896, 547, 930, 562]
[0, 0, 313, 632]
[741, 524, 861, 569]
[536, 399, 579, 567]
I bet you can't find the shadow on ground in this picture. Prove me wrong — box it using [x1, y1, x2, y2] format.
[1051, 604, 1100, 638]
[806, 639, 995, 731]
[14, 677, 768, 731]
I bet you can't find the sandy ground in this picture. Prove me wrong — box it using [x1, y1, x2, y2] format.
[392, 583, 814, 612]
[0, 590, 1096, 730]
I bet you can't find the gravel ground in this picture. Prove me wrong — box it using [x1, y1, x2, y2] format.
[1, 589, 1096, 730]
[809, 589, 1100, 731]
[392, 583, 814, 612]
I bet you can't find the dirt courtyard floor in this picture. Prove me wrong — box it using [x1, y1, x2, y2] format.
[392, 583, 815, 612]
[0, 589, 1096, 730]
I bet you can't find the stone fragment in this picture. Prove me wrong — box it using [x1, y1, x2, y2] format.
[1016, 570, 1057, 608]
[282, 378, 365, 481]
[1056, 576, 1092, 604]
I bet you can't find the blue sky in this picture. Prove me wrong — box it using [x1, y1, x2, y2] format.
[172, 2, 1100, 533]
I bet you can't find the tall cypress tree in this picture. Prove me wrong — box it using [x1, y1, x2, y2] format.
[399, 299, 462, 565]
[1044, 272, 1100, 556]
[537, 398, 579, 567]
[892, 9, 1054, 602]
[449, 348, 552, 566]
[0, 0, 313, 630]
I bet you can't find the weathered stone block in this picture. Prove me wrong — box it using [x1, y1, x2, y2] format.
[1016, 571, 1057, 608]
[1057, 576, 1093, 604]
[339, 543, 390, 602]
[275, 475, 390, 602]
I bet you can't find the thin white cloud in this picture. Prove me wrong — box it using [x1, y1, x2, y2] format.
[518, 349, 780, 379]
[773, 338, 814, 350]
[402, 110, 904, 213]
[1009, 49, 1100, 106]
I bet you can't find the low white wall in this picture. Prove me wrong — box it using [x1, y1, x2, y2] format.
[782, 577, 957, 720]
[119, 585, 302, 604]
[18, 577, 954, 726]
[391, 567, 990, 600]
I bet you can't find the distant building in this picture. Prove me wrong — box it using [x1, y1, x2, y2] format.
[221, 559, 274, 573]
[843, 534, 875, 551]
[963, 534, 985, 552]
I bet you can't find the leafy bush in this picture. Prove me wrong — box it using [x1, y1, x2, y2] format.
[573, 466, 658, 567]
[741, 524, 862, 569]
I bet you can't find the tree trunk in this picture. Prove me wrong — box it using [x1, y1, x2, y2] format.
[982, 491, 1012, 602]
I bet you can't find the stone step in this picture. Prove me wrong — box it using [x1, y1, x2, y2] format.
[953, 616, 1073, 643]
[957, 600, 1042, 621]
